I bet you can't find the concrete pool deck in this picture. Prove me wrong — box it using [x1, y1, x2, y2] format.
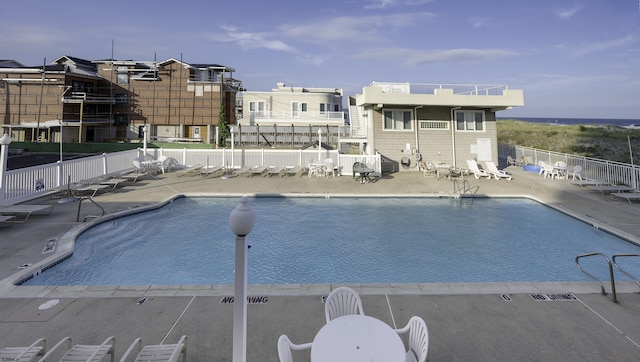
[1, 167, 639, 360]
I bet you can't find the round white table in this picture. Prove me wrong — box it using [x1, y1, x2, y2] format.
[311, 315, 406, 362]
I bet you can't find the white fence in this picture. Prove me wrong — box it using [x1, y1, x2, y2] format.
[514, 145, 639, 189]
[1, 148, 381, 206]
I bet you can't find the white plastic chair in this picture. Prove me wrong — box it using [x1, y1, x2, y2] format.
[569, 165, 583, 181]
[395, 316, 429, 362]
[323, 158, 335, 178]
[0, 338, 47, 362]
[277, 335, 312, 362]
[324, 287, 364, 323]
[39, 336, 115, 362]
[119, 335, 186, 362]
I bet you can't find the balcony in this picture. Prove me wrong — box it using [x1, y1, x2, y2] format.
[357, 82, 524, 110]
[61, 92, 116, 104]
[248, 111, 345, 126]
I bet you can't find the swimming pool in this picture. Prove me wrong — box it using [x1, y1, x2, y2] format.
[22, 197, 640, 286]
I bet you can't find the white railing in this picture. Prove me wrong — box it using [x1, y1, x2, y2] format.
[250, 111, 345, 122]
[2, 150, 139, 206]
[1, 148, 380, 206]
[514, 145, 640, 189]
[369, 82, 509, 96]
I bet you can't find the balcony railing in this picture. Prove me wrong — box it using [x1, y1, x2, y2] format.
[369, 82, 509, 96]
[61, 92, 116, 104]
[250, 111, 345, 122]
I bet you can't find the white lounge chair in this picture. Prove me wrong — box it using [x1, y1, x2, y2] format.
[324, 287, 364, 323]
[277, 335, 312, 362]
[507, 155, 523, 166]
[39, 336, 114, 362]
[420, 162, 437, 177]
[119, 335, 186, 362]
[0, 204, 54, 223]
[267, 166, 285, 177]
[175, 164, 203, 177]
[248, 165, 269, 177]
[611, 192, 640, 204]
[395, 316, 429, 362]
[466, 160, 491, 179]
[283, 165, 304, 177]
[485, 161, 512, 180]
[0, 338, 47, 362]
[199, 165, 225, 177]
[589, 185, 636, 197]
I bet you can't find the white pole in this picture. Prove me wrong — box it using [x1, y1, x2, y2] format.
[59, 121, 63, 163]
[229, 196, 256, 362]
[233, 233, 247, 362]
[317, 128, 322, 161]
[231, 127, 235, 169]
[143, 125, 148, 159]
[0, 134, 12, 205]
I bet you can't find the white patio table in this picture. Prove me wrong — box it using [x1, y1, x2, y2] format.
[311, 314, 405, 362]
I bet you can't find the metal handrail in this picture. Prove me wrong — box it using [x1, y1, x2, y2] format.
[76, 196, 106, 222]
[612, 254, 640, 291]
[454, 179, 479, 198]
[575, 252, 617, 303]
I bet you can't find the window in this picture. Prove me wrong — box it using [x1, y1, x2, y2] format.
[292, 102, 307, 116]
[117, 67, 129, 84]
[114, 114, 128, 125]
[115, 93, 128, 104]
[249, 101, 266, 117]
[455, 110, 484, 131]
[320, 103, 330, 113]
[334, 104, 340, 112]
[383, 110, 412, 130]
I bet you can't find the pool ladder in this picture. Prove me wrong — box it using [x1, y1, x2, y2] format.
[575, 252, 640, 303]
[453, 179, 479, 201]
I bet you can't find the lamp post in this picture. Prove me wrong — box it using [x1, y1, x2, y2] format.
[229, 196, 256, 362]
[0, 133, 12, 205]
[317, 128, 322, 161]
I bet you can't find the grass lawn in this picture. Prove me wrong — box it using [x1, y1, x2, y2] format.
[498, 120, 640, 163]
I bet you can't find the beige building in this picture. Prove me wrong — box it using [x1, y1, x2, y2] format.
[352, 82, 525, 171]
[0, 55, 241, 144]
[239, 83, 344, 126]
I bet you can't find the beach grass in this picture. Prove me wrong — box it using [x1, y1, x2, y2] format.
[498, 119, 640, 163]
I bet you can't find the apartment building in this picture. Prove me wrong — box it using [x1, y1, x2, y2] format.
[0, 55, 241, 144]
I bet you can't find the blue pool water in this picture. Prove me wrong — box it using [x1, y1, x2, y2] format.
[22, 197, 640, 286]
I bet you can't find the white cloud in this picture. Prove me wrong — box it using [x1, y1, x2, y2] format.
[281, 12, 434, 42]
[568, 35, 635, 57]
[207, 25, 298, 54]
[353, 47, 518, 66]
[364, 0, 398, 9]
[553, 4, 582, 19]
[364, 0, 433, 9]
[469, 17, 490, 28]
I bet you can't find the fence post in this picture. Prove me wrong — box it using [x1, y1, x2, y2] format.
[102, 153, 108, 175]
[0, 133, 11, 205]
[182, 148, 187, 166]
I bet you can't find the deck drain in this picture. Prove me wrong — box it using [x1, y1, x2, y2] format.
[501, 294, 512, 301]
[137, 298, 150, 305]
[530, 293, 577, 301]
[42, 238, 57, 254]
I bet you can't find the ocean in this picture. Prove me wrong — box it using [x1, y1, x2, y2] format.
[497, 117, 640, 127]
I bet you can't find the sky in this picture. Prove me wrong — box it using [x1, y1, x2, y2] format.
[2, 0, 639, 119]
